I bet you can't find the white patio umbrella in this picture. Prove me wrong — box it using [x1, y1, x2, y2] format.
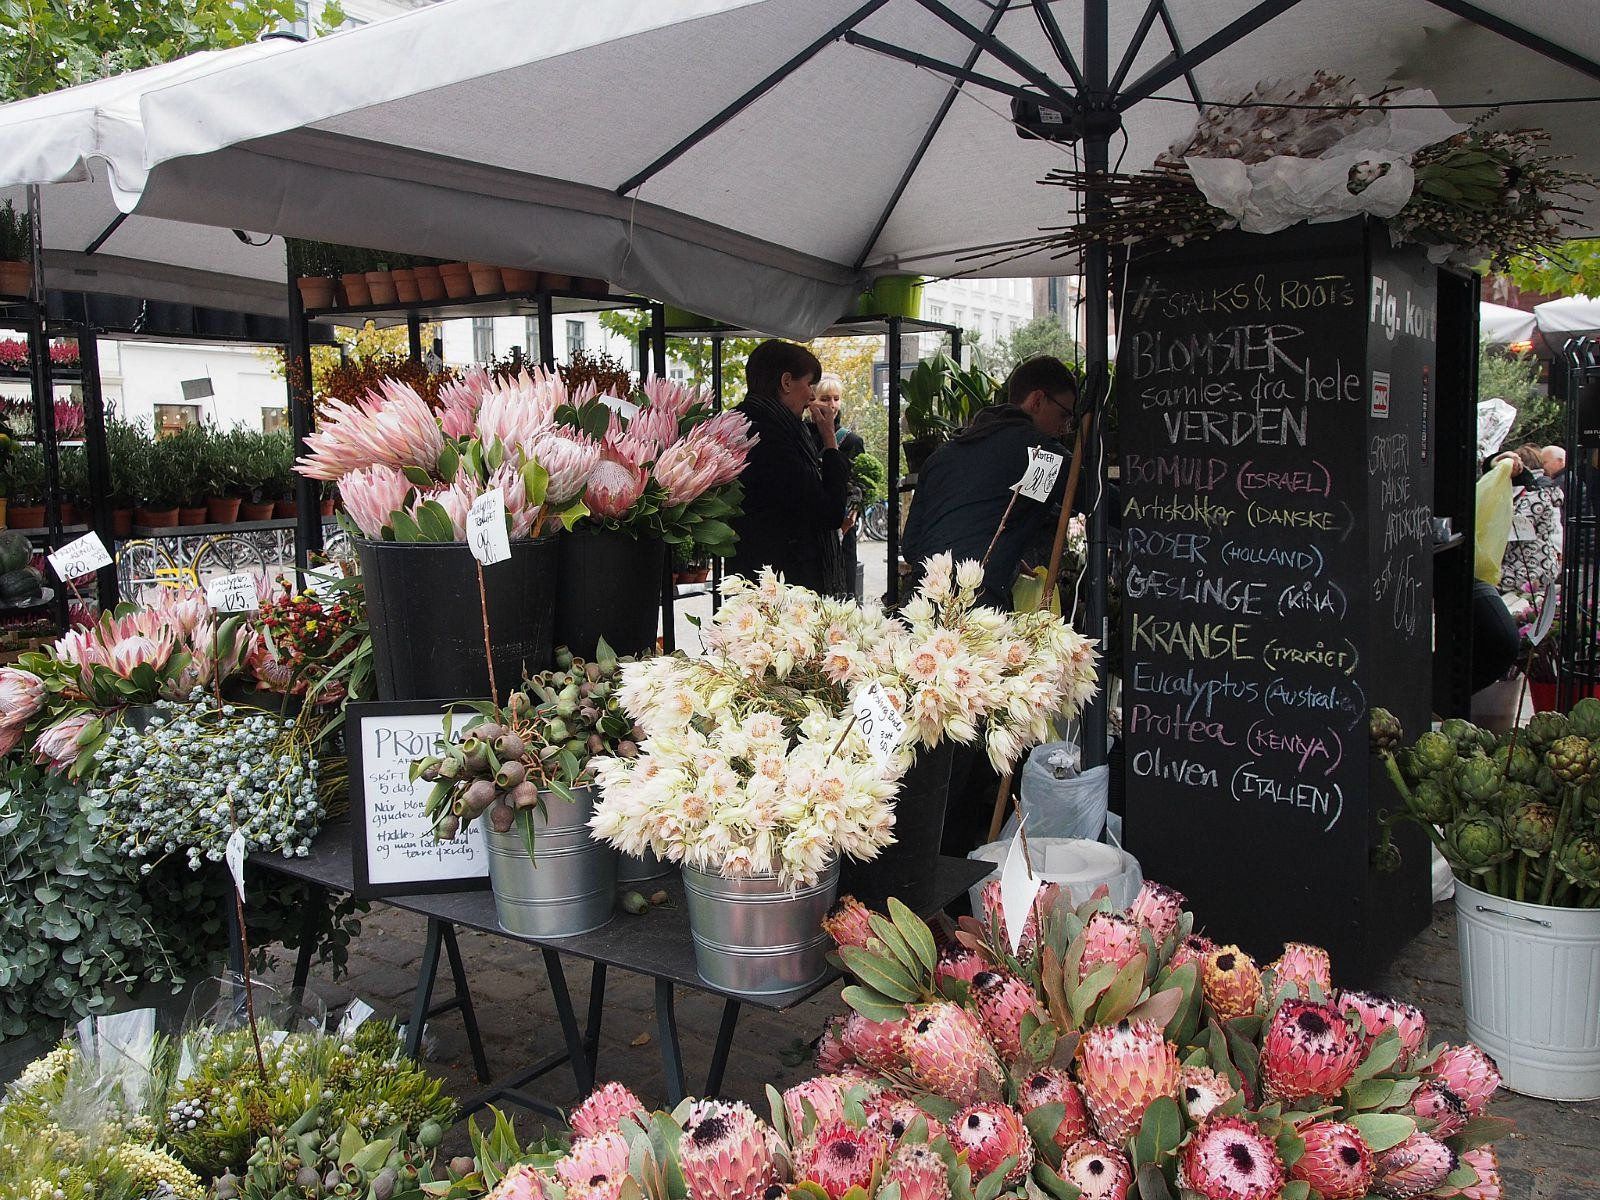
[1479, 301, 1536, 347]
[1535, 293, 1600, 341]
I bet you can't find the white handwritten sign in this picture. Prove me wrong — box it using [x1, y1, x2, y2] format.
[467, 491, 511, 566]
[852, 682, 908, 766]
[225, 828, 248, 902]
[47, 532, 111, 581]
[206, 573, 259, 613]
[337, 998, 376, 1038]
[1015, 447, 1064, 502]
[998, 830, 1042, 955]
[352, 707, 487, 894]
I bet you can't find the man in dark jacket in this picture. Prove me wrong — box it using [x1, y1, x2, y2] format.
[728, 340, 850, 593]
[901, 355, 1079, 608]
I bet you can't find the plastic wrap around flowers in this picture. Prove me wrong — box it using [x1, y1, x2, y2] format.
[299, 368, 755, 553]
[588, 558, 1098, 885]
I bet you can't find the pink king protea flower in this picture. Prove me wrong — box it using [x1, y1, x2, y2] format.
[900, 1002, 1004, 1105]
[1079, 911, 1146, 975]
[35, 712, 93, 771]
[297, 378, 443, 481]
[532, 430, 602, 507]
[1412, 1078, 1468, 1138]
[1061, 1139, 1132, 1200]
[1179, 1115, 1287, 1200]
[815, 1014, 854, 1074]
[1372, 1132, 1457, 1199]
[1428, 1043, 1501, 1115]
[1339, 990, 1428, 1066]
[1259, 999, 1364, 1101]
[435, 367, 489, 439]
[1201, 946, 1263, 1022]
[822, 894, 876, 950]
[475, 368, 560, 452]
[651, 436, 729, 506]
[1180, 1065, 1237, 1122]
[864, 1092, 944, 1145]
[935, 946, 987, 989]
[484, 1163, 547, 1200]
[971, 970, 1045, 1061]
[1016, 1066, 1092, 1150]
[949, 1102, 1032, 1185]
[583, 455, 647, 519]
[1291, 1120, 1373, 1200]
[570, 1082, 644, 1138]
[881, 1143, 951, 1200]
[1270, 942, 1333, 995]
[678, 1100, 783, 1200]
[0, 666, 44, 729]
[109, 632, 174, 679]
[338, 463, 413, 539]
[1075, 1018, 1181, 1143]
[841, 1010, 909, 1075]
[784, 1074, 872, 1136]
[553, 1131, 631, 1194]
[1128, 881, 1185, 943]
[1456, 1146, 1502, 1200]
[794, 1121, 887, 1199]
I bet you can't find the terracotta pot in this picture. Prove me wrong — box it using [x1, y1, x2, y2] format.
[179, 505, 208, 526]
[112, 508, 133, 537]
[391, 268, 420, 303]
[296, 275, 336, 309]
[59, 502, 77, 526]
[468, 262, 504, 296]
[240, 500, 276, 522]
[573, 276, 610, 297]
[0, 260, 31, 298]
[6, 503, 41, 530]
[413, 264, 446, 301]
[207, 495, 242, 524]
[0, 498, 8, 527]
[500, 267, 537, 292]
[321, 497, 336, 517]
[365, 269, 399, 306]
[439, 262, 473, 299]
[134, 506, 178, 528]
[340, 272, 372, 307]
[274, 498, 299, 518]
[541, 273, 572, 292]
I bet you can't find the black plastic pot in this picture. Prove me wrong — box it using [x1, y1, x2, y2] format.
[840, 741, 955, 907]
[554, 527, 665, 660]
[358, 536, 558, 702]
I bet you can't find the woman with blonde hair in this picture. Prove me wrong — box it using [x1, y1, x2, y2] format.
[808, 372, 866, 598]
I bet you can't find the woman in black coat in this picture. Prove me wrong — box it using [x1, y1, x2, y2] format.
[728, 341, 850, 594]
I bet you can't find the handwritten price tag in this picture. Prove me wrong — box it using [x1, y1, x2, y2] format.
[852, 682, 908, 765]
[206, 573, 259, 613]
[467, 491, 511, 566]
[302, 564, 343, 596]
[337, 998, 376, 1038]
[1530, 595, 1558, 646]
[1014, 447, 1063, 502]
[998, 830, 1042, 955]
[47, 532, 111, 581]
[225, 828, 248, 903]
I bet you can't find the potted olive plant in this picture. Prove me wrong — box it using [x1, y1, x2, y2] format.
[0, 201, 31, 298]
[5, 445, 45, 529]
[105, 419, 144, 536]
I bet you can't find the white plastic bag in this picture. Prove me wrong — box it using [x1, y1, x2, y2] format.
[1013, 752, 1110, 843]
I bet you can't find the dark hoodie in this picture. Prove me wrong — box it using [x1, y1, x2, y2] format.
[901, 404, 1067, 608]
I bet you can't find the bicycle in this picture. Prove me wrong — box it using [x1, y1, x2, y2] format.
[116, 531, 274, 603]
[861, 499, 890, 542]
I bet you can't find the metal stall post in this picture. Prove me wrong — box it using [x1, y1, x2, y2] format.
[76, 325, 117, 609]
[24, 187, 67, 628]
[651, 303, 673, 649]
[286, 272, 320, 572]
[886, 316, 903, 607]
[711, 333, 724, 613]
[1559, 338, 1600, 708]
[407, 312, 423, 363]
[537, 291, 556, 372]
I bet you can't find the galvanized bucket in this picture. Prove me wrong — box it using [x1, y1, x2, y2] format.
[683, 860, 839, 995]
[481, 785, 616, 938]
[618, 849, 673, 884]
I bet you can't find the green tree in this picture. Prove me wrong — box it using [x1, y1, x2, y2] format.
[1480, 339, 1561, 448]
[597, 310, 761, 402]
[969, 314, 1082, 377]
[0, 1, 344, 103]
[1508, 241, 1600, 297]
[812, 336, 886, 461]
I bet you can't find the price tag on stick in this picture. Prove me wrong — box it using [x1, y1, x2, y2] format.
[467, 491, 511, 566]
[1529, 594, 1558, 646]
[47, 531, 112, 581]
[206, 573, 259, 613]
[1014, 447, 1064, 502]
[225, 828, 248, 903]
[851, 682, 908, 766]
[998, 830, 1043, 955]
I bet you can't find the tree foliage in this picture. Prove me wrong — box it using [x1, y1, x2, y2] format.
[811, 335, 886, 461]
[1507, 240, 1600, 298]
[0, 1, 345, 103]
[968, 314, 1081, 378]
[1479, 339, 1561, 449]
[597, 309, 762, 401]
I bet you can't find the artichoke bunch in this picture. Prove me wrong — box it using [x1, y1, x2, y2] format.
[1374, 701, 1600, 907]
[413, 639, 643, 842]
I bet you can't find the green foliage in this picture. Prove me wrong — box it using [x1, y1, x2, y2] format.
[1508, 240, 1600, 297]
[902, 353, 1000, 441]
[598, 308, 762, 401]
[0, 1, 345, 103]
[0, 198, 30, 261]
[972, 315, 1082, 378]
[1479, 340, 1560, 449]
[852, 451, 886, 505]
[2, 441, 43, 502]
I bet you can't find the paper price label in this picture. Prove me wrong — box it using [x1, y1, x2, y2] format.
[1014, 447, 1063, 502]
[467, 491, 511, 565]
[225, 828, 248, 903]
[47, 532, 112, 581]
[206, 573, 259, 613]
[998, 830, 1042, 955]
[852, 682, 908, 765]
[337, 998, 376, 1039]
[1530, 594, 1558, 646]
[302, 564, 343, 596]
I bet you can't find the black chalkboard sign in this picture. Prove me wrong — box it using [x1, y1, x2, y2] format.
[1119, 220, 1431, 975]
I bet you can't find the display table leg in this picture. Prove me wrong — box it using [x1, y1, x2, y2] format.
[585, 964, 607, 1071]
[542, 948, 594, 1095]
[442, 923, 491, 1084]
[290, 885, 326, 995]
[704, 998, 741, 1096]
[404, 918, 444, 1060]
[655, 978, 686, 1104]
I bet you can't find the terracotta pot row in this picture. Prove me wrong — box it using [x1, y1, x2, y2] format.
[296, 264, 609, 310]
[0, 259, 30, 299]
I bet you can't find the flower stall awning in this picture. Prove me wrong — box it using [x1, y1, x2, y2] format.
[1480, 301, 1536, 347]
[1, 0, 1599, 338]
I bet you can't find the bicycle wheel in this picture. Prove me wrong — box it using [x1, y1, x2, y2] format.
[191, 534, 270, 587]
[862, 502, 889, 542]
[116, 539, 182, 603]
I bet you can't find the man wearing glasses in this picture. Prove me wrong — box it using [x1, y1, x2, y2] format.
[901, 354, 1079, 610]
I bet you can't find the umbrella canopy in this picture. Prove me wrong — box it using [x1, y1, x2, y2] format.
[1533, 293, 1600, 340]
[2, 0, 1598, 337]
[1479, 300, 1536, 347]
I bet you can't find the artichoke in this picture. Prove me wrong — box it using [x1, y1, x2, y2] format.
[1558, 834, 1600, 890]
[1534, 765, 1561, 800]
[1370, 708, 1404, 753]
[1526, 711, 1570, 753]
[1581, 783, 1600, 819]
[1547, 735, 1598, 788]
[1491, 743, 1540, 786]
[1397, 746, 1424, 785]
[1406, 777, 1457, 825]
[1453, 755, 1504, 807]
[1411, 731, 1456, 777]
[1569, 697, 1600, 741]
[1444, 814, 1512, 876]
[1440, 718, 1488, 758]
[1506, 800, 1559, 855]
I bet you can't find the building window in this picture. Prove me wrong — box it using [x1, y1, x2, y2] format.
[525, 317, 541, 362]
[927, 304, 944, 321]
[153, 404, 200, 436]
[566, 320, 585, 358]
[261, 407, 288, 434]
[472, 317, 495, 364]
[669, 365, 688, 383]
[952, 307, 965, 327]
[992, 317, 1002, 340]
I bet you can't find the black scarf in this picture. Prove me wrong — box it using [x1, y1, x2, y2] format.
[742, 390, 822, 472]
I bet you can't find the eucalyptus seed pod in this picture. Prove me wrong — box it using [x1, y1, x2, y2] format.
[585, 662, 602, 683]
[587, 734, 605, 755]
[510, 780, 542, 809]
[437, 813, 461, 840]
[463, 778, 497, 815]
[372, 1169, 398, 1200]
[419, 761, 442, 783]
[296, 1166, 323, 1193]
[618, 740, 638, 758]
[508, 690, 531, 714]
[494, 731, 527, 760]
[488, 799, 516, 833]
[476, 722, 507, 743]
[496, 760, 527, 790]
[449, 1157, 475, 1178]
[438, 754, 462, 779]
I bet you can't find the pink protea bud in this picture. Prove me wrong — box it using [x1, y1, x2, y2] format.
[949, 1102, 1033, 1185]
[570, 1082, 644, 1139]
[795, 1121, 888, 1199]
[815, 1014, 854, 1074]
[1259, 999, 1364, 1102]
[532, 430, 602, 507]
[881, 1142, 952, 1200]
[1170, 933, 1217, 973]
[435, 368, 488, 439]
[864, 1092, 944, 1145]
[338, 463, 413, 539]
[1270, 942, 1333, 995]
[841, 1010, 909, 1074]
[1179, 1065, 1236, 1122]
[1202, 946, 1263, 1022]
[1179, 1115, 1287, 1200]
[822, 894, 876, 950]
[297, 378, 443, 481]
[1128, 881, 1185, 943]
[484, 1163, 547, 1200]
[678, 1100, 783, 1200]
[1075, 1018, 1182, 1143]
[35, 712, 93, 772]
[900, 1002, 1005, 1106]
[584, 455, 647, 519]
[935, 946, 987, 989]
[109, 632, 174, 679]
[1429, 1043, 1501, 1115]
[1456, 1146, 1502, 1200]
[1061, 1138, 1132, 1200]
[0, 666, 45, 729]
[1339, 990, 1428, 1067]
[783, 1074, 868, 1136]
[1372, 1132, 1457, 1199]
[553, 1131, 630, 1194]
[1412, 1078, 1469, 1138]
[1079, 911, 1146, 976]
[1016, 1066, 1092, 1150]
[971, 970, 1045, 1062]
[1290, 1120, 1373, 1200]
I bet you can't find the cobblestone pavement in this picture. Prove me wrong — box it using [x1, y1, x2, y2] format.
[260, 893, 1598, 1195]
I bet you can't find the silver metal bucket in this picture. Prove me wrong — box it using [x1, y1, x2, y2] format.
[683, 860, 839, 995]
[617, 849, 673, 884]
[482, 785, 616, 938]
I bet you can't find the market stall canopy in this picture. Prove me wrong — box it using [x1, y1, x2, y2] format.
[1480, 301, 1536, 347]
[2, 0, 1600, 337]
[1533, 294, 1600, 340]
